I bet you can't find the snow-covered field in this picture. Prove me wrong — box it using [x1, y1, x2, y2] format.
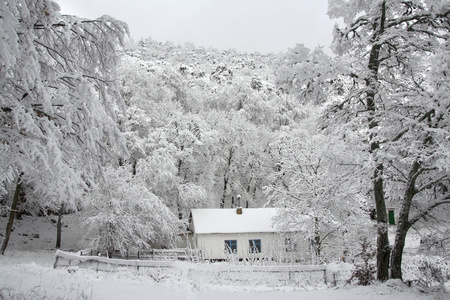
[0, 215, 448, 299]
[0, 250, 446, 300]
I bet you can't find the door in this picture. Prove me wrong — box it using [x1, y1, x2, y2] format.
[388, 210, 395, 225]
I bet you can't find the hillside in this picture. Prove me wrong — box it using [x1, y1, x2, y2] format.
[0, 214, 86, 252]
[1, 1, 449, 296]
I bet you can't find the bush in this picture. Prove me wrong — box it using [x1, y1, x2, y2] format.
[348, 236, 376, 286]
[419, 232, 450, 258]
[402, 255, 450, 287]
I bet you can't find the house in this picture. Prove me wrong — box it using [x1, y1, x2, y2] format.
[370, 206, 397, 225]
[185, 207, 305, 261]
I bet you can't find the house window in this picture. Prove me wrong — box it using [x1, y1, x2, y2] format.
[225, 240, 237, 254]
[285, 238, 297, 252]
[249, 239, 261, 253]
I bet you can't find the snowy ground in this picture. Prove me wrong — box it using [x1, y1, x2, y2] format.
[0, 251, 446, 300]
[0, 215, 448, 299]
[0, 214, 87, 252]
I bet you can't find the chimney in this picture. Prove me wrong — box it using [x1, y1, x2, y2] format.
[236, 194, 242, 215]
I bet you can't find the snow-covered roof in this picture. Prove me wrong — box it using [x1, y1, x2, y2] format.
[190, 208, 286, 234]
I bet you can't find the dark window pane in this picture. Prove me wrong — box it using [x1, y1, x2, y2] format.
[285, 238, 296, 252]
[225, 240, 237, 254]
[249, 239, 261, 253]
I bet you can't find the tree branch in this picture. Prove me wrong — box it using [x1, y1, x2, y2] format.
[408, 193, 450, 227]
[391, 109, 435, 142]
[388, 161, 409, 182]
[416, 173, 449, 193]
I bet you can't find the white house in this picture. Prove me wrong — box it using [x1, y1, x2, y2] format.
[186, 207, 305, 261]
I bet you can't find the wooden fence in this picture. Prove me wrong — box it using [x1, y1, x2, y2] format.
[80, 248, 202, 261]
[54, 250, 339, 287]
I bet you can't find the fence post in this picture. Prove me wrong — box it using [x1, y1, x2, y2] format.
[138, 251, 140, 260]
[53, 255, 59, 269]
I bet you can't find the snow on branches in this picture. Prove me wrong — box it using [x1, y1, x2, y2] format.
[0, 0, 129, 208]
[83, 166, 181, 256]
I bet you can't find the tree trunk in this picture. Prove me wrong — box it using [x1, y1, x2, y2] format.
[390, 224, 409, 280]
[390, 161, 420, 279]
[220, 177, 228, 208]
[248, 186, 256, 208]
[177, 205, 183, 220]
[1, 174, 23, 255]
[366, 0, 389, 281]
[220, 147, 234, 209]
[55, 204, 64, 249]
[313, 216, 321, 263]
[374, 165, 390, 281]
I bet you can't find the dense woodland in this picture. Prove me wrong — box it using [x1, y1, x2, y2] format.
[1, 0, 449, 284]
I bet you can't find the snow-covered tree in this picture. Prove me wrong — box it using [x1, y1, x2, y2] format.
[117, 44, 288, 211]
[327, 0, 450, 280]
[273, 44, 344, 104]
[266, 129, 370, 263]
[116, 50, 211, 218]
[83, 166, 180, 256]
[157, 113, 216, 218]
[0, 0, 128, 254]
[207, 112, 272, 208]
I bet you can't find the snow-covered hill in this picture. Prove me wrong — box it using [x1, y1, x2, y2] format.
[0, 214, 86, 252]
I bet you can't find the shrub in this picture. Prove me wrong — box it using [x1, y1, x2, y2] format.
[347, 236, 376, 286]
[402, 255, 450, 287]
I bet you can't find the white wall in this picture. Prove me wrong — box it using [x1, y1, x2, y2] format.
[195, 232, 307, 261]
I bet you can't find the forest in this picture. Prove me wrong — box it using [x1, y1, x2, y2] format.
[1, 0, 449, 286]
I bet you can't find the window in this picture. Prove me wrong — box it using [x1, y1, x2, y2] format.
[224, 240, 237, 254]
[285, 238, 297, 252]
[249, 239, 261, 253]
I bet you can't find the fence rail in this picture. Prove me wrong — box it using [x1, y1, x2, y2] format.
[80, 248, 202, 261]
[54, 250, 337, 287]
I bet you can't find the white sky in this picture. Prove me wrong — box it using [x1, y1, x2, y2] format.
[56, 0, 337, 54]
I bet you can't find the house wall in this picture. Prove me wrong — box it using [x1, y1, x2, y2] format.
[177, 232, 195, 249]
[195, 232, 308, 261]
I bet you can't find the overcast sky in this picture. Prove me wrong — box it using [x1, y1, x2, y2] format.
[56, 0, 337, 54]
